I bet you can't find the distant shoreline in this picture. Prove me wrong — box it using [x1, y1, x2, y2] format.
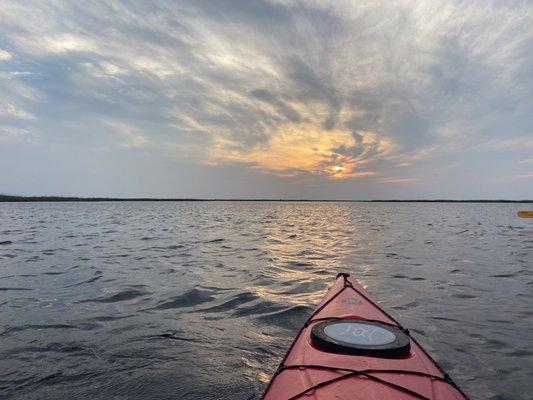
[1, 195, 531, 203]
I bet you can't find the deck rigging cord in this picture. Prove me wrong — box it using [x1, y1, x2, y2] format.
[263, 272, 469, 399]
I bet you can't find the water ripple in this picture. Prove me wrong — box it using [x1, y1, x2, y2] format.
[0, 201, 531, 399]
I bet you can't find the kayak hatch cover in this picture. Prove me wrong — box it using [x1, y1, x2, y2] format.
[262, 273, 469, 400]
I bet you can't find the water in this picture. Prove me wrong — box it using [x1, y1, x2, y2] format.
[0, 202, 531, 400]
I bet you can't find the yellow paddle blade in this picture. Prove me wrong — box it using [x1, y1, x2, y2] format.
[517, 211, 533, 218]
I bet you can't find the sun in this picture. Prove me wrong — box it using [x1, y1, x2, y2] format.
[331, 165, 345, 175]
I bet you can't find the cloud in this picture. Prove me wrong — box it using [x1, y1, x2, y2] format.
[103, 120, 148, 148]
[207, 122, 393, 179]
[0, 71, 38, 142]
[513, 172, 533, 179]
[0, 125, 31, 142]
[379, 177, 421, 185]
[0, 49, 12, 61]
[0, 0, 531, 197]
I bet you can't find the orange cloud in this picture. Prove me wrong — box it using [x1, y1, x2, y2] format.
[208, 123, 394, 179]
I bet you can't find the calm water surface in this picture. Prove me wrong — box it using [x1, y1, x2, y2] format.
[0, 202, 531, 399]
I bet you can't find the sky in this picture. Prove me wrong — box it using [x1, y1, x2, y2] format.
[0, 0, 532, 199]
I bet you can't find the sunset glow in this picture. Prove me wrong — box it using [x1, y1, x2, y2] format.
[0, 0, 531, 199]
[208, 123, 395, 180]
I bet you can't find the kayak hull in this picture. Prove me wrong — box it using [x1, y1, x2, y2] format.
[263, 273, 468, 400]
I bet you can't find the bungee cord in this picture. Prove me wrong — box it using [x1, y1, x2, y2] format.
[262, 273, 469, 399]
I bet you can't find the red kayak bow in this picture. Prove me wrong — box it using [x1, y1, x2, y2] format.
[263, 273, 468, 400]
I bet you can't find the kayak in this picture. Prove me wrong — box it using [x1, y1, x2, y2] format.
[262, 273, 468, 399]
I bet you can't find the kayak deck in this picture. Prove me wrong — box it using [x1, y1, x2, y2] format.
[263, 273, 468, 399]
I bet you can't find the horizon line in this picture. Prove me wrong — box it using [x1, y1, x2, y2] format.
[0, 195, 531, 203]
